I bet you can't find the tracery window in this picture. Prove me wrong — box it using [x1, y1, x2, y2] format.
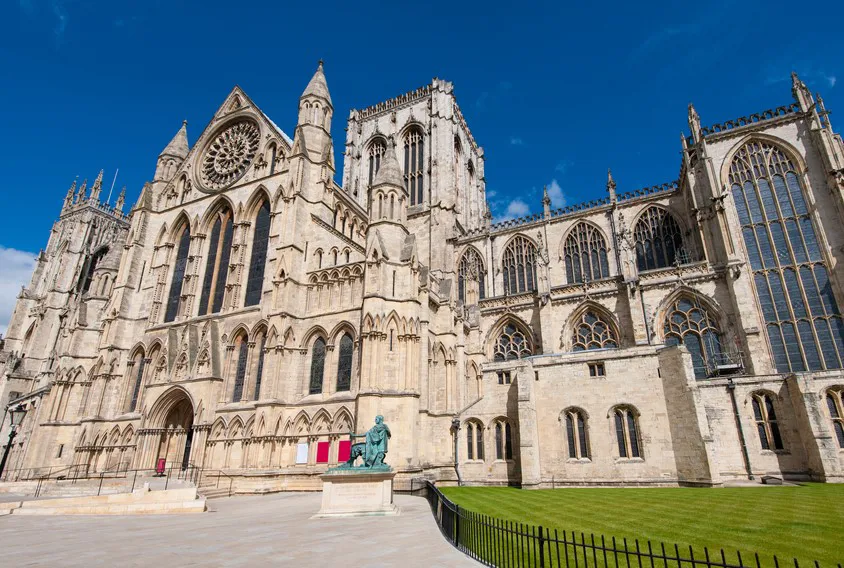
[309, 337, 326, 395]
[751, 392, 784, 450]
[572, 310, 618, 351]
[404, 127, 424, 206]
[253, 333, 266, 400]
[494, 420, 513, 460]
[613, 406, 641, 458]
[231, 334, 248, 402]
[502, 235, 537, 295]
[164, 224, 191, 323]
[564, 223, 610, 283]
[634, 207, 687, 271]
[458, 248, 486, 304]
[825, 388, 844, 448]
[128, 350, 145, 412]
[494, 323, 533, 362]
[564, 408, 589, 459]
[198, 207, 234, 315]
[80, 248, 108, 294]
[368, 139, 386, 187]
[466, 421, 484, 460]
[663, 296, 723, 379]
[730, 140, 844, 372]
[336, 333, 353, 392]
[245, 200, 271, 307]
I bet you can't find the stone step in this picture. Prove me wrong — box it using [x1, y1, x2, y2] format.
[12, 500, 205, 515]
[197, 487, 234, 500]
[0, 501, 22, 516]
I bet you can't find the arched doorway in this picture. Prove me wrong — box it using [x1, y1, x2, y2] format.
[148, 388, 195, 471]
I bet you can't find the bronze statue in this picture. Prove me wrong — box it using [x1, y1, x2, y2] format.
[338, 415, 392, 471]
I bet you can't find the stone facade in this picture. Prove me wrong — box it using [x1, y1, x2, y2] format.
[2, 66, 844, 490]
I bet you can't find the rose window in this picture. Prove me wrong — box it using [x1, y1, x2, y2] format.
[200, 119, 260, 190]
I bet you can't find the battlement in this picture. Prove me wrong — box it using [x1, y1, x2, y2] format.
[353, 83, 434, 120]
[700, 102, 801, 138]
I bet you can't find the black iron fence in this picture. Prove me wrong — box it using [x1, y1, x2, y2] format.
[421, 481, 839, 568]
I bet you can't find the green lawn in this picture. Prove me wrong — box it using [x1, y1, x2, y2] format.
[440, 484, 844, 566]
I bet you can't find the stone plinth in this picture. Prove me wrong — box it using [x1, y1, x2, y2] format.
[314, 470, 399, 518]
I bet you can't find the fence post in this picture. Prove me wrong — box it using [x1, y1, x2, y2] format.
[539, 525, 546, 568]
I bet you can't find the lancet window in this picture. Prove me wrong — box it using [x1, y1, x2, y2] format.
[253, 332, 266, 400]
[231, 333, 248, 402]
[164, 224, 191, 323]
[633, 207, 686, 271]
[730, 140, 844, 372]
[502, 236, 537, 295]
[826, 388, 844, 448]
[564, 408, 589, 459]
[494, 420, 513, 460]
[494, 323, 533, 362]
[309, 337, 326, 395]
[199, 206, 234, 315]
[128, 350, 145, 412]
[404, 127, 425, 206]
[368, 138, 386, 187]
[466, 421, 484, 460]
[751, 392, 783, 450]
[572, 310, 618, 351]
[336, 333, 353, 392]
[245, 200, 271, 307]
[458, 248, 486, 304]
[663, 296, 723, 379]
[613, 406, 641, 458]
[564, 223, 610, 283]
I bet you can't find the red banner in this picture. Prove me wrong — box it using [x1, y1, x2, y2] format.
[316, 441, 330, 464]
[338, 440, 351, 463]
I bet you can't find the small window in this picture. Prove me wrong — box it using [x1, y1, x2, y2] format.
[752, 392, 784, 450]
[588, 362, 605, 377]
[614, 406, 641, 458]
[465, 421, 484, 460]
[497, 371, 512, 385]
[564, 409, 590, 460]
[56, 444, 64, 459]
[494, 421, 513, 460]
[826, 388, 844, 448]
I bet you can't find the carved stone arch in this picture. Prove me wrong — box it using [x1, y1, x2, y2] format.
[485, 315, 536, 361]
[228, 415, 245, 438]
[273, 415, 284, 436]
[333, 407, 353, 432]
[384, 310, 402, 334]
[169, 211, 192, 242]
[199, 195, 237, 234]
[499, 233, 539, 266]
[745, 387, 783, 404]
[719, 133, 808, 186]
[228, 323, 251, 345]
[108, 425, 121, 445]
[399, 120, 426, 141]
[362, 314, 375, 333]
[301, 325, 329, 349]
[563, 301, 621, 351]
[311, 409, 331, 434]
[282, 326, 296, 348]
[245, 185, 272, 218]
[250, 320, 269, 338]
[272, 183, 287, 210]
[608, 403, 641, 419]
[146, 386, 195, 429]
[78, 428, 88, 447]
[653, 285, 726, 343]
[292, 410, 311, 435]
[129, 342, 146, 360]
[265, 325, 279, 348]
[630, 203, 690, 236]
[211, 417, 228, 439]
[256, 414, 267, 436]
[329, 321, 356, 344]
[243, 415, 256, 438]
[352, 265, 363, 278]
[329, 269, 340, 281]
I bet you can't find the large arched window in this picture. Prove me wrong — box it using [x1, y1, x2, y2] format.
[465, 420, 484, 461]
[164, 223, 191, 323]
[368, 138, 386, 187]
[458, 248, 486, 304]
[80, 247, 108, 294]
[825, 388, 844, 448]
[751, 392, 784, 450]
[564, 223, 610, 283]
[128, 350, 145, 412]
[564, 408, 589, 459]
[404, 127, 424, 206]
[309, 337, 326, 395]
[253, 332, 266, 400]
[663, 296, 723, 379]
[493, 420, 513, 460]
[730, 140, 844, 372]
[245, 199, 271, 307]
[502, 235, 537, 295]
[198, 206, 234, 315]
[231, 333, 249, 402]
[613, 406, 641, 458]
[336, 333, 354, 392]
[572, 309, 618, 350]
[634, 207, 686, 271]
[494, 322, 533, 361]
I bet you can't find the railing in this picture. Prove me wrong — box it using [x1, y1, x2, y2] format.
[199, 469, 235, 497]
[421, 481, 838, 568]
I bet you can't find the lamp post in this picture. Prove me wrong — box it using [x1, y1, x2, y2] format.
[0, 405, 27, 480]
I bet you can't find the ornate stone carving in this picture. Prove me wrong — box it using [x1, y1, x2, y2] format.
[200, 119, 260, 190]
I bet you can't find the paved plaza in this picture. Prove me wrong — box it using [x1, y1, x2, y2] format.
[0, 493, 479, 567]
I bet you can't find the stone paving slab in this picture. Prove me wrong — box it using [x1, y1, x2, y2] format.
[0, 493, 479, 567]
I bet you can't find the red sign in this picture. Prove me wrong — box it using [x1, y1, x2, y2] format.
[156, 458, 166, 475]
[338, 440, 351, 463]
[316, 442, 330, 464]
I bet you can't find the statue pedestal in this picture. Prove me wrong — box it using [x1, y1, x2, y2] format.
[314, 469, 399, 518]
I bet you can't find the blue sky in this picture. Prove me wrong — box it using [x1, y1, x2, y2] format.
[0, 0, 842, 333]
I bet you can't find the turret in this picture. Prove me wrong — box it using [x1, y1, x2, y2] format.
[293, 61, 333, 162]
[366, 144, 408, 260]
[606, 168, 617, 202]
[154, 120, 189, 182]
[115, 186, 126, 212]
[89, 169, 104, 202]
[791, 71, 814, 112]
[63, 178, 77, 212]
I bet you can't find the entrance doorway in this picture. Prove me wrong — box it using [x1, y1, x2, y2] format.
[156, 395, 194, 471]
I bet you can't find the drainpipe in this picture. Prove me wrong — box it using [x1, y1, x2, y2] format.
[451, 417, 462, 486]
[727, 378, 753, 480]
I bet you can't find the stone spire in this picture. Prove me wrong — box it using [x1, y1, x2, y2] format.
[688, 103, 701, 143]
[160, 120, 189, 160]
[90, 169, 104, 201]
[63, 178, 77, 210]
[301, 60, 332, 106]
[607, 168, 617, 202]
[542, 185, 551, 218]
[372, 144, 403, 188]
[115, 186, 126, 212]
[75, 179, 87, 204]
[791, 71, 814, 112]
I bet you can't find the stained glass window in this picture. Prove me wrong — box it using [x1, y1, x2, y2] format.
[458, 247, 486, 304]
[730, 141, 844, 372]
[253, 334, 266, 400]
[614, 406, 641, 458]
[826, 388, 844, 448]
[231, 335, 248, 402]
[199, 208, 234, 315]
[309, 337, 326, 395]
[494, 323, 533, 361]
[502, 236, 537, 295]
[245, 200, 271, 306]
[129, 352, 145, 412]
[404, 128, 424, 206]
[564, 223, 610, 283]
[336, 333, 353, 392]
[751, 392, 784, 450]
[572, 310, 618, 350]
[164, 225, 191, 322]
[564, 408, 589, 459]
[663, 297, 723, 379]
[634, 207, 687, 271]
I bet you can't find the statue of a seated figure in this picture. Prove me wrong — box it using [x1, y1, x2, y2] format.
[337, 415, 392, 471]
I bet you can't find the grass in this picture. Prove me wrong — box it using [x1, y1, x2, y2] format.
[440, 484, 844, 566]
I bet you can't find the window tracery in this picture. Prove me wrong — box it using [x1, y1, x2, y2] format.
[502, 236, 537, 295]
[164, 224, 191, 323]
[564, 408, 589, 459]
[751, 392, 784, 450]
[368, 139, 386, 187]
[564, 223, 610, 283]
[466, 421, 484, 460]
[634, 207, 686, 271]
[309, 337, 326, 395]
[572, 310, 618, 351]
[128, 351, 145, 412]
[663, 296, 723, 379]
[730, 140, 844, 372]
[199, 207, 234, 315]
[231, 334, 248, 402]
[336, 333, 353, 392]
[613, 406, 641, 458]
[404, 128, 424, 206]
[200, 119, 260, 190]
[494, 322, 533, 362]
[826, 388, 844, 448]
[494, 420, 513, 460]
[458, 248, 486, 304]
[245, 199, 270, 307]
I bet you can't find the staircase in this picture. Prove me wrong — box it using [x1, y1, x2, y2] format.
[2, 486, 206, 515]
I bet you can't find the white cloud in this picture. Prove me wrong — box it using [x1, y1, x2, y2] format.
[510, 137, 524, 146]
[494, 199, 531, 222]
[0, 247, 37, 337]
[827, 75, 837, 88]
[546, 179, 567, 208]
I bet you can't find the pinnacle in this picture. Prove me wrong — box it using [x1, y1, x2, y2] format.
[372, 145, 403, 188]
[301, 59, 332, 106]
[160, 120, 190, 159]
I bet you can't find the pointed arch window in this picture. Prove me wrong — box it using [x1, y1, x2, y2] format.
[164, 224, 191, 322]
[368, 139, 386, 187]
[466, 421, 484, 460]
[494, 420, 513, 460]
[751, 392, 784, 450]
[404, 127, 425, 206]
[564, 408, 589, 459]
[502, 235, 537, 295]
[663, 296, 723, 379]
[458, 248, 486, 304]
[231, 334, 249, 402]
[564, 223, 610, 283]
[634, 207, 687, 271]
[309, 337, 326, 394]
[336, 333, 354, 392]
[128, 351, 145, 412]
[80, 247, 108, 294]
[825, 388, 844, 448]
[245, 200, 271, 306]
[613, 406, 641, 458]
[730, 140, 844, 372]
[494, 322, 533, 362]
[199, 207, 234, 315]
[253, 333, 266, 400]
[572, 310, 618, 351]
